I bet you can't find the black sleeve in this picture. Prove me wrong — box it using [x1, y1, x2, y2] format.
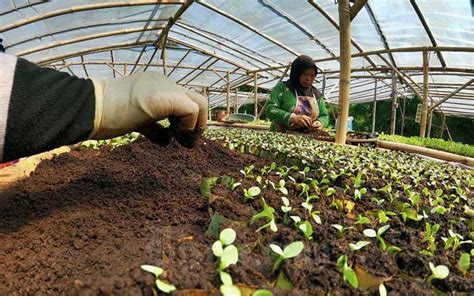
[2, 58, 95, 162]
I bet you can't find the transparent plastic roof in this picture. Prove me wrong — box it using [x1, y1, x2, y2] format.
[0, 0, 473, 116]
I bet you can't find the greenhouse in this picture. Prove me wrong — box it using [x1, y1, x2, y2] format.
[0, 0, 473, 295]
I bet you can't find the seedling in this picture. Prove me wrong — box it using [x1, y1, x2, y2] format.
[280, 196, 292, 224]
[276, 179, 288, 195]
[354, 187, 367, 200]
[363, 225, 390, 251]
[355, 215, 371, 225]
[442, 229, 472, 252]
[260, 162, 277, 175]
[240, 164, 255, 179]
[458, 253, 470, 276]
[298, 220, 314, 240]
[252, 198, 278, 232]
[420, 222, 440, 256]
[140, 265, 176, 293]
[377, 210, 395, 224]
[428, 262, 449, 282]
[349, 241, 371, 251]
[326, 187, 336, 197]
[269, 241, 304, 272]
[243, 186, 261, 201]
[336, 255, 358, 288]
[212, 228, 240, 295]
[332, 224, 353, 237]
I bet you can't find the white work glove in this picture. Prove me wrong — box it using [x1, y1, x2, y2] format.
[90, 71, 207, 148]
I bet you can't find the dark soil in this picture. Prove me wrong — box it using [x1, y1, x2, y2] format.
[0, 137, 472, 295]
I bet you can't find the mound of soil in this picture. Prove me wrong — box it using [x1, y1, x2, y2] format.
[0, 138, 267, 295]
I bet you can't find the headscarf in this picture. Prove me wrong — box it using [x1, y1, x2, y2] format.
[284, 55, 321, 98]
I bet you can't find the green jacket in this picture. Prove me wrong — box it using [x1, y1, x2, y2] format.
[266, 81, 329, 131]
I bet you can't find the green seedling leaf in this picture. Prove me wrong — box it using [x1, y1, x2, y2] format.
[290, 215, 301, 224]
[458, 253, 470, 275]
[248, 186, 261, 197]
[220, 284, 241, 296]
[326, 187, 336, 197]
[275, 270, 293, 289]
[343, 268, 359, 288]
[141, 265, 163, 277]
[377, 225, 390, 236]
[363, 229, 377, 238]
[378, 211, 389, 223]
[270, 244, 284, 256]
[349, 241, 371, 251]
[220, 245, 239, 269]
[299, 221, 313, 240]
[252, 289, 273, 296]
[219, 271, 233, 285]
[212, 241, 224, 257]
[156, 279, 177, 293]
[332, 224, 344, 232]
[355, 215, 370, 225]
[220, 228, 236, 245]
[207, 213, 225, 239]
[379, 283, 387, 296]
[283, 241, 304, 258]
[429, 262, 449, 280]
[200, 177, 218, 198]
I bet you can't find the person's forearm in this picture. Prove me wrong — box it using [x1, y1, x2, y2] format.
[0, 54, 95, 162]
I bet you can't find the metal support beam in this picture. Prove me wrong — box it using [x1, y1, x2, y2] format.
[335, 0, 351, 145]
[429, 79, 474, 111]
[168, 50, 191, 77]
[371, 79, 377, 133]
[390, 72, 398, 134]
[420, 50, 429, 137]
[176, 56, 214, 84]
[308, 0, 376, 68]
[153, 0, 194, 48]
[226, 71, 231, 115]
[365, 3, 397, 67]
[80, 56, 89, 77]
[0, 1, 186, 32]
[16, 26, 164, 57]
[196, 0, 299, 57]
[254, 72, 258, 117]
[110, 51, 116, 78]
[410, 0, 446, 68]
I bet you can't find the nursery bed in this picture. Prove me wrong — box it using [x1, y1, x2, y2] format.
[0, 135, 472, 295]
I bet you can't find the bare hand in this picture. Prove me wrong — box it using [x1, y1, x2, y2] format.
[290, 114, 313, 128]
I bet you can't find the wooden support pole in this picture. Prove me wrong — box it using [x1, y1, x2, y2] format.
[427, 110, 433, 137]
[420, 50, 429, 137]
[254, 72, 258, 117]
[335, 0, 351, 145]
[371, 79, 377, 133]
[390, 72, 398, 135]
[401, 96, 407, 136]
[439, 113, 446, 139]
[350, 0, 368, 21]
[226, 71, 231, 115]
[234, 89, 239, 114]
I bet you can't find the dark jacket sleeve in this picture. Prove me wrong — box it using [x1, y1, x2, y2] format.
[1, 56, 95, 162]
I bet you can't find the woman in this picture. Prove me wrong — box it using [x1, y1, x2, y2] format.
[266, 55, 329, 132]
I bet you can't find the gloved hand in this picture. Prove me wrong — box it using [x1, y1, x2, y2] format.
[89, 72, 207, 148]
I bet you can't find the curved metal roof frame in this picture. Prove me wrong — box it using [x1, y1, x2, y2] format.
[0, 0, 473, 117]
